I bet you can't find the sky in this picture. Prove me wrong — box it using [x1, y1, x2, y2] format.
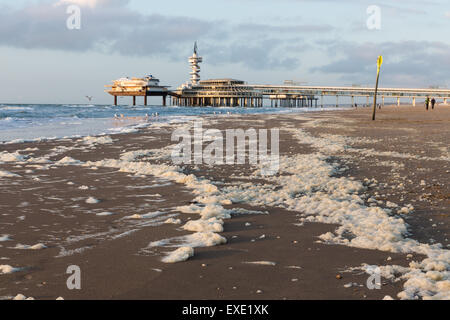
[0, 0, 449, 104]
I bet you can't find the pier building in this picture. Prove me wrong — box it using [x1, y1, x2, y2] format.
[105, 75, 170, 106]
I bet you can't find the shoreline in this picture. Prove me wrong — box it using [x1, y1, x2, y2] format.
[0, 105, 350, 144]
[0, 105, 448, 300]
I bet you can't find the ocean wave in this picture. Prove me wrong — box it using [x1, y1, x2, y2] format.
[0, 106, 34, 111]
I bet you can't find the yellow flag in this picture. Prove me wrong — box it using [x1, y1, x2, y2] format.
[377, 56, 383, 73]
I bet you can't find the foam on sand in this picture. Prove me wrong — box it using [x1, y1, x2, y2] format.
[243, 261, 277, 266]
[0, 265, 20, 274]
[78, 117, 449, 298]
[80, 135, 114, 146]
[0, 151, 26, 163]
[56, 157, 83, 166]
[0, 235, 11, 242]
[150, 232, 227, 249]
[83, 146, 231, 263]
[96, 212, 115, 217]
[0, 170, 21, 178]
[124, 211, 165, 220]
[217, 118, 449, 299]
[13, 294, 35, 300]
[182, 218, 224, 233]
[13, 243, 47, 250]
[85, 197, 101, 204]
[162, 247, 194, 263]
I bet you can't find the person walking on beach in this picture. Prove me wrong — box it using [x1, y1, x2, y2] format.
[431, 98, 436, 110]
[425, 97, 430, 110]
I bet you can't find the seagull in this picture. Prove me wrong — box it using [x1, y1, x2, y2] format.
[85, 96, 93, 102]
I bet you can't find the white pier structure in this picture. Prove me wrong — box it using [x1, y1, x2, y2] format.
[172, 43, 450, 108]
[246, 85, 450, 107]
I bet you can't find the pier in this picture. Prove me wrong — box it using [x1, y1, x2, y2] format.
[106, 43, 450, 108]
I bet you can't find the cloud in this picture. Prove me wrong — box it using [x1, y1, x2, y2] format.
[204, 38, 303, 70]
[235, 23, 333, 34]
[312, 40, 450, 87]
[0, 0, 313, 71]
[55, 0, 128, 8]
[0, 0, 215, 58]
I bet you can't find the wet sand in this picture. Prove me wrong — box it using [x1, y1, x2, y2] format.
[0, 105, 448, 300]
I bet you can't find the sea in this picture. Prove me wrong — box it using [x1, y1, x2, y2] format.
[0, 103, 347, 143]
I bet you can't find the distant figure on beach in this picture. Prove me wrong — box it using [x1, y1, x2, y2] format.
[354, 103, 358, 108]
[431, 98, 436, 110]
[425, 97, 430, 110]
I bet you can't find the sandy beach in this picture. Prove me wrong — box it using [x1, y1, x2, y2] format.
[0, 105, 449, 300]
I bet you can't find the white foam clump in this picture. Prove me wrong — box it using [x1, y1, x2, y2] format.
[0, 235, 11, 242]
[14, 243, 47, 250]
[80, 135, 114, 145]
[177, 204, 232, 220]
[125, 211, 165, 220]
[182, 217, 224, 233]
[165, 218, 181, 225]
[244, 261, 277, 266]
[0, 170, 21, 178]
[150, 232, 227, 249]
[0, 151, 26, 163]
[0, 265, 20, 274]
[56, 157, 83, 165]
[13, 294, 35, 300]
[85, 197, 101, 204]
[162, 247, 194, 263]
[96, 212, 115, 216]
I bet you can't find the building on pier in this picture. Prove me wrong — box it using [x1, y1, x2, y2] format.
[105, 75, 170, 106]
[173, 78, 263, 107]
[174, 44, 263, 107]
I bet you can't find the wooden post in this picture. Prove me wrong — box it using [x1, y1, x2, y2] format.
[144, 95, 147, 106]
[114, 96, 117, 106]
[133, 96, 136, 106]
[163, 95, 167, 107]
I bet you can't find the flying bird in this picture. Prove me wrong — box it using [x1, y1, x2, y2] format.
[85, 96, 93, 102]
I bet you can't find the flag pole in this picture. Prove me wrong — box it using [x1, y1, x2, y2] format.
[372, 56, 383, 121]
